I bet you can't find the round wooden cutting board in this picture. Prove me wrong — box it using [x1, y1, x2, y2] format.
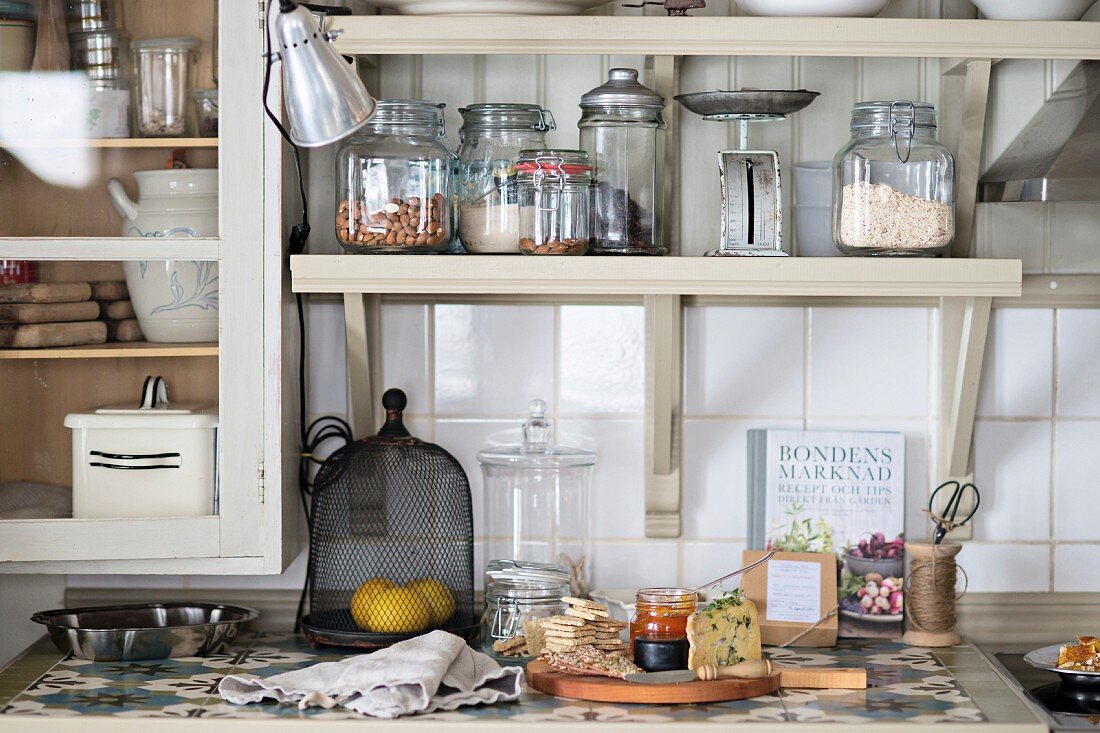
[526, 661, 781, 704]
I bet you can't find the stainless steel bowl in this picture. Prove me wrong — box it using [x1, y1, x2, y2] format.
[675, 89, 820, 118]
[32, 603, 258, 661]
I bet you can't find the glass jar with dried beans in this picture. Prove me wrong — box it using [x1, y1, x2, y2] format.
[832, 101, 955, 256]
[516, 150, 593, 255]
[335, 100, 455, 254]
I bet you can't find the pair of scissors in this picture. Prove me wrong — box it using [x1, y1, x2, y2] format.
[928, 481, 981, 544]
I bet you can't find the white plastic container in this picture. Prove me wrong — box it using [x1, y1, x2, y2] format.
[64, 377, 218, 519]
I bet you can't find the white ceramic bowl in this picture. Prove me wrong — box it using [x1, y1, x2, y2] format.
[736, 0, 890, 17]
[367, 0, 610, 13]
[793, 162, 833, 206]
[968, 0, 1092, 19]
[794, 205, 841, 257]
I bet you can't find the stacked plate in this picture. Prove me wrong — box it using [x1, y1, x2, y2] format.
[365, 0, 610, 13]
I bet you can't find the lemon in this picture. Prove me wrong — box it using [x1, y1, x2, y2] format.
[406, 578, 456, 627]
[350, 577, 395, 631]
[365, 587, 431, 634]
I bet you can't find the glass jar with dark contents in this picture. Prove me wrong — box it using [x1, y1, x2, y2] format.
[629, 587, 696, 654]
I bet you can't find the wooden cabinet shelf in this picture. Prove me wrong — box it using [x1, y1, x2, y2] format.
[0, 342, 218, 360]
[0, 138, 217, 150]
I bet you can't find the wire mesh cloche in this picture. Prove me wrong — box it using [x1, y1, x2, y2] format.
[299, 389, 476, 649]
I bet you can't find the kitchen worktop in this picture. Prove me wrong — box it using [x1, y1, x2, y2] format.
[0, 633, 1046, 731]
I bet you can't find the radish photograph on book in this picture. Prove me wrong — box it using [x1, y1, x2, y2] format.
[748, 429, 906, 639]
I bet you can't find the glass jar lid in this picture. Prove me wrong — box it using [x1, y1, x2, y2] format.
[132, 36, 200, 51]
[850, 100, 937, 131]
[478, 399, 596, 468]
[192, 88, 218, 101]
[365, 99, 447, 136]
[580, 68, 665, 110]
[459, 103, 556, 132]
[486, 559, 571, 600]
[850, 100, 938, 164]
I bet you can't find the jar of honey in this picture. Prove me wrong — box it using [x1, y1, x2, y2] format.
[629, 588, 697, 652]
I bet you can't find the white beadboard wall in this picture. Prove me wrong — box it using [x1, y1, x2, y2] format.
[67, 0, 1099, 599]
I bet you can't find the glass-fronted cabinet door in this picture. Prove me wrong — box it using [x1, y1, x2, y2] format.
[0, 0, 287, 573]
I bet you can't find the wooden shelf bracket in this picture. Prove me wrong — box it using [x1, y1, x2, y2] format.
[936, 294, 992, 540]
[343, 292, 383, 440]
[644, 294, 683, 538]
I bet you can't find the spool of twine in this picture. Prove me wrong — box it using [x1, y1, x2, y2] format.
[902, 542, 965, 647]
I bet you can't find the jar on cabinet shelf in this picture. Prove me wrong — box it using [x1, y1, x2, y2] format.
[336, 99, 454, 254]
[131, 36, 199, 137]
[832, 101, 955, 256]
[457, 103, 555, 254]
[516, 150, 593, 255]
[579, 68, 666, 255]
[478, 400, 596, 594]
[480, 560, 570, 661]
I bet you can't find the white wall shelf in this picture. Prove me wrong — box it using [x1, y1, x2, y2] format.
[294, 254, 1022, 537]
[330, 16, 1100, 59]
[291, 255, 1022, 298]
[0, 138, 217, 150]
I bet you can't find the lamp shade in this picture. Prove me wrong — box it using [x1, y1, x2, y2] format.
[272, 3, 375, 147]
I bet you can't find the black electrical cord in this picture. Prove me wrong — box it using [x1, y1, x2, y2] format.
[262, 0, 352, 631]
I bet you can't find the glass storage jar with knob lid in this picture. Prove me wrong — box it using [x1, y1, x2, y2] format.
[832, 100, 955, 256]
[481, 560, 570, 661]
[478, 400, 596, 594]
[516, 150, 593, 255]
[335, 99, 455, 254]
[457, 104, 555, 254]
[578, 68, 667, 255]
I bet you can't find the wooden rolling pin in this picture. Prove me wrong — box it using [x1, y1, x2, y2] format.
[697, 659, 867, 689]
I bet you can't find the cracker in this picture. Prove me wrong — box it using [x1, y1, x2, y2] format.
[523, 620, 546, 657]
[562, 597, 608, 612]
[564, 608, 608, 621]
[539, 615, 586, 627]
[492, 636, 526, 653]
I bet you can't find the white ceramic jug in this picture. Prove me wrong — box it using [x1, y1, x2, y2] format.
[107, 169, 219, 343]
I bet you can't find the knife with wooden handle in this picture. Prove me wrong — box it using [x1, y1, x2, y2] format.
[625, 659, 867, 689]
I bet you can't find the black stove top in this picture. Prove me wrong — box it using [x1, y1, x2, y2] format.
[993, 652, 1100, 730]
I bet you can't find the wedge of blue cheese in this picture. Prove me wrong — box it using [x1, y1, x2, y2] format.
[686, 591, 762, 670]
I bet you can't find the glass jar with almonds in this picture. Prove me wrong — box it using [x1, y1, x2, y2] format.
[480, 560, 570, 662]
[335, 99, 455, 254]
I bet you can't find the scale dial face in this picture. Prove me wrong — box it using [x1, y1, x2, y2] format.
[718, 150, 784, 254]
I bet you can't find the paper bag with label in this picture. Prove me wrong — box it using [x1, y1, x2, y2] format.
[741, 550, 838, 647]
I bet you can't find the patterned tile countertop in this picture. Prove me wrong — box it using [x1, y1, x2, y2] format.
[0, 633, 1045, 732]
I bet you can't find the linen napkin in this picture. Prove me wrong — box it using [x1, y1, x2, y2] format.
[218, 630, 524, 719]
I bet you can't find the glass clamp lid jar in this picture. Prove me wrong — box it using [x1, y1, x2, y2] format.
[336, 99, 455, 254]
[579, 68, 667, 256]
[478, 400, 596, 594]
[481, 560, 570, 661]
[131, 36, 200, 137]
[457, 103, 555, 254]
[832, 100, 955, 257]
[516, 150, 593, 255]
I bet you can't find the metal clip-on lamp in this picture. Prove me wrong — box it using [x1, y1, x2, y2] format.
[264, 0, 376, 252]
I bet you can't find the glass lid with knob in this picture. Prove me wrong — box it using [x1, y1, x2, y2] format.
[478, 400, 596, 596]
[477, 399, 596, 469]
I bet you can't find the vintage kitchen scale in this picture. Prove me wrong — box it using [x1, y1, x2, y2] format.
[676, 89, 820, 256]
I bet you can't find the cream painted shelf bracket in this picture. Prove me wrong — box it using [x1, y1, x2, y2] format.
[343, 292, 384, 440]
[936, 295, 992, 541]
[946, 58, 992, 259]
[644, 294, 683, 538]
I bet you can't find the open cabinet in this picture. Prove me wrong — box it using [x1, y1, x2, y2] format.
[0, 0, 297, 574]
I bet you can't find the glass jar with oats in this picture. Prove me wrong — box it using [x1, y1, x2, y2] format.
[832, 101, 954, 257]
